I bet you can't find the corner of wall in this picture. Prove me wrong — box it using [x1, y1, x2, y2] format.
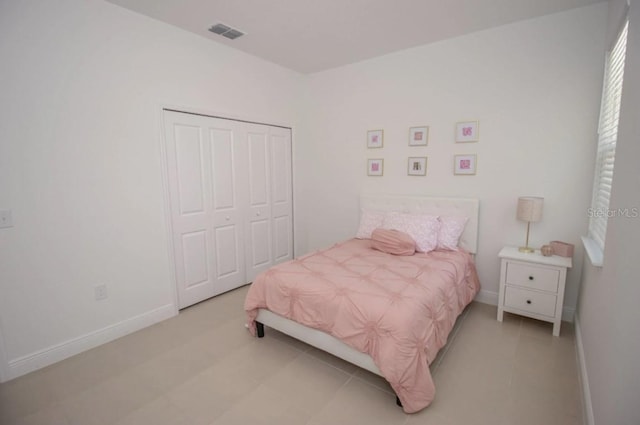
[574, 313, 595, 425]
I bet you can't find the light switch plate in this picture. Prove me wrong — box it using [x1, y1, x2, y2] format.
[0, 210, 12, 228]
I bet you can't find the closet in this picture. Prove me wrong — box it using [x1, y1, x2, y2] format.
[163, 110, 293, 309]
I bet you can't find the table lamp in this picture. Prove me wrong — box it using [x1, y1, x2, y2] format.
[517, 197, 543, 253]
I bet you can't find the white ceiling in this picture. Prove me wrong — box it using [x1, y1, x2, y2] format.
[106, 0, 604, 74]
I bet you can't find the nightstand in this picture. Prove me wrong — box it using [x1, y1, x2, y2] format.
[497, 246, 572, 336]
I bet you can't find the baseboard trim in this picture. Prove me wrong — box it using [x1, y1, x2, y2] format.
[5, 304, 175, 382]
[574, 313, 595, 425]
[562, 306, 576, 323]
[474, 289, 498, 305]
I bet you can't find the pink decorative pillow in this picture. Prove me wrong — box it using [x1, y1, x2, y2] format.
[356, 210, 386, 239]
[371, 228, 416, 256]
[437, 216, 468, 250]
[382, 213, 440, 253]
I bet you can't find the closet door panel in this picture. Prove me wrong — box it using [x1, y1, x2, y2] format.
[247, 131, 269, 207]
[245, 127, 272, 281]
[174, 125, 205, 215]
[249, 220, 271, 267]
[273, 216, 291, 261]
[181, 230, 210, 288]
[165, 110, 293, 306]
[211, 129, 236, 210]
[164, 113, 216, 309]
[214, 226, 240, 277]
[270, 128, 293, 264]
[210, 124, 246, 294]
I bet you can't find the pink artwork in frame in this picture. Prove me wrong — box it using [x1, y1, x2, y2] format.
[455, 121, 479, 143]
[367, 129, 384, 148]
[454, 154, 477, 175]
[409, 126, 429, 146]
[368, 158, 384, 176]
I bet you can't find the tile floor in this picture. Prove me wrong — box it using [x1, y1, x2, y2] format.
[0, 285, 583, 425]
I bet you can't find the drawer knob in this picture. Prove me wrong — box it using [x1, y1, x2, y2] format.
[528, 276, 534, 280]
[526, 300, 532, 305]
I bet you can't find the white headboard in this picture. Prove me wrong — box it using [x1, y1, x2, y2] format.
[360, 194, 480, 254]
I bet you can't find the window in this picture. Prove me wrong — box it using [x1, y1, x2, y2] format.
[586, 19, 629, 261]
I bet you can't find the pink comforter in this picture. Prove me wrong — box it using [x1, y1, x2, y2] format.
[244, 238, 480, 413]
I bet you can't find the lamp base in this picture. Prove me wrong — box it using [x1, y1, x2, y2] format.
[518, 246, 535, 253]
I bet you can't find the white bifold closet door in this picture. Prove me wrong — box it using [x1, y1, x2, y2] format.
[163, 110, 293, 309]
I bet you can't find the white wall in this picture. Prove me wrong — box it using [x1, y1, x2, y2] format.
[0, 0, 303, 380]
[577, 1, 640, 424]
[297, 4, 608, 313]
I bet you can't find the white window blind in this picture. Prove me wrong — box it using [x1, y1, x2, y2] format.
[588, 20, 628, 250]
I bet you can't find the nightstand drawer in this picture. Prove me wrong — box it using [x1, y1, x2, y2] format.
[504, 286, 557, 317]
[505, 262, 559, 292]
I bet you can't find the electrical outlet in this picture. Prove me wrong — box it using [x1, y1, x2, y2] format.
[0, 210, 13, 228]
[94, 284, 108, 301]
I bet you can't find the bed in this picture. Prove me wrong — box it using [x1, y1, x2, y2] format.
[244, 194, 480, 413]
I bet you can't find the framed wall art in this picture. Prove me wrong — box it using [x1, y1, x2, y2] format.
[367, 158, 384, 176]
[408, 157, 427, 176]
[367, 129, 384, 148]
[409, 126, 429, 146]
[455, 121, 479, 143]
[454, 154, 477, 175]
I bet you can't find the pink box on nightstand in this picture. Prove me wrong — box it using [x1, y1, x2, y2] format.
[550, 241, 574, 258]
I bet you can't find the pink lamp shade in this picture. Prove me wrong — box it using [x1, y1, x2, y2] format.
[516, 197, 544, 222]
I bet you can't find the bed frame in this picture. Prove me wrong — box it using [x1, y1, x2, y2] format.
[255, 194, 479, 401]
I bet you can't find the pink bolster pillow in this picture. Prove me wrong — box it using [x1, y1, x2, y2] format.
[371, 228, 416, 256]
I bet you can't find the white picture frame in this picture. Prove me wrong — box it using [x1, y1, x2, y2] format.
[409, 126, 429, 146]
[455, 121, 479, 143]
[367, 158, 384, 176]
[408, 157, 427, 176]
[367, 129, 384, 148]
[454, 154, 477, 175]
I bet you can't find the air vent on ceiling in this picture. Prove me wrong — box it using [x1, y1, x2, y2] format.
[208, 23, 245, 40]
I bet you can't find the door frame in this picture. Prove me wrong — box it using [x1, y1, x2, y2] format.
[158, 105, 294, 312]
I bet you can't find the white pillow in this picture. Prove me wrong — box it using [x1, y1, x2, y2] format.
[437, 216, 468, 251]
[382, 213, 440, 253]
[356, 210, 386, 239]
